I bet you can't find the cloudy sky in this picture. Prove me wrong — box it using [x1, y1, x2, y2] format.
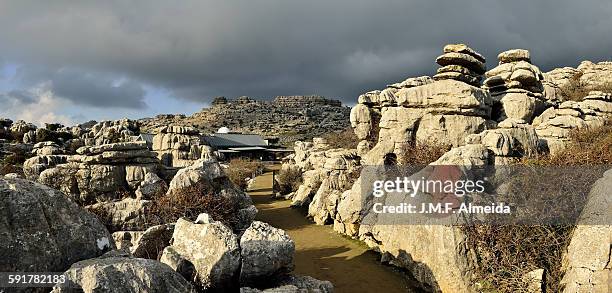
[1, 0, 611, 125]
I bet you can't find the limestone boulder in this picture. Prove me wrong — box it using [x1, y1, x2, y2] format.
[240, 221, 295, 286]
[23, 154, 69, 180]
[161, 217, 241, 291]
[136, 172, 168, 199]
[86, 198, 152, 231]
[415, 114, 488, 147]
[0, 178, 114, 273]
[561, 169, 612, 292]
[52, 255, 194, 293]
[132, 224, 175, 259]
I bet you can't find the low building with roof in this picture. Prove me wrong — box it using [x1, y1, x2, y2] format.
[203, 130, 292, 161]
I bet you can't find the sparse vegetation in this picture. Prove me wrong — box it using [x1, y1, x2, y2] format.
[322, 127, 360, 149]
[398, 142, 452, 165]
[146, 185, 240, 229]
[225, 158, 264, 190]
[276, 166, 303, 195]
[464, 121, 612, 292]
[560, 72, 612, 101]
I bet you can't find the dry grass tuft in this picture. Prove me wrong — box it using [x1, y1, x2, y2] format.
[322, 127, 361, 150]
[225, 158, 263, 190]
[398, 142, 452, 166]
[146, 185, 240, 229]
[277, 166, 303, 195]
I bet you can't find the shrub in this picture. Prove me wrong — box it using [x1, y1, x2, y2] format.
[560, 72, 612, 101]
[146, 185, 240, 229]
[397, 142, 452, 166]
[225, 158, 263, 190]
[525, 120, 612, 166]
[276, 166, 303, 195]
[322, 127, 360, 149]
[464, 121, 611, 292]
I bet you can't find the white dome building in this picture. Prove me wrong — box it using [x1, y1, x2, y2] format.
[217, 127, 230, 134]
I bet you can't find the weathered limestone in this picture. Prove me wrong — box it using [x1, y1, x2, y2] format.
[52, 255, 194, 293]
[533, 91, 611, 154]
[87, 198, 152, 231]
[152, 125, 207, 168]
[38, 141, 162, 204]
[561, 169, 612, 292]
[81, 119, 140, 146]
[32, 141, 64, 155]
[23, 154, 69, 180]
[161, 217, 241, 291]
[240, 221, 295, 286]
[241, 275, 334, 293]
[484, 49, 546, 123]
[434, 44, 486, 87]
[0, 178, 114, 273]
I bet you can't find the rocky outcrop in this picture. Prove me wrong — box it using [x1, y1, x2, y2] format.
[23, 154, 69, 180]
[139, 96, 351, 144]
[240, 221, 295, 286]
[152, 126, 207, 168]
[561, 169, 612, 292]
[484, 49, 547, 123]
[52, 254, 194, 293]
[32, 141, 64, 155]
[87, 197, 152, 231]
[113, 224, 174, 259]
[161, 217, 241, 291]
[81, 119, 140, 146]
[39, 141, 162, 204]
[434, 43, 486, 87]
[533, 91, 611, 154]
[0, 178, 114, 273]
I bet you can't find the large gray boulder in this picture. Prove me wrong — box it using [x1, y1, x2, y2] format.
[0, 178, 114, 273]
[240, 221, 295, 286]
[160, 216, 241, 291]
[52, 255, 194, 293]
[561, 169, 612, 292]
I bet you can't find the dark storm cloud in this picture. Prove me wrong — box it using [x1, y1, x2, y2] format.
[0, 90, 37, 104]
[13, 66, 147, 109]
[0, 0, 611, 105]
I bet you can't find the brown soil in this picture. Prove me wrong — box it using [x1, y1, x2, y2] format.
[248, 171, 421, 293]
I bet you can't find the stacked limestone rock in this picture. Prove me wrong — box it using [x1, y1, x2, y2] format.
[81, 119, 140, 146]
[38, 141, 162, 205]
[32, 141, 64, 155]
[286, 138, 360, 209]
[152, 125, 207, 168]
[350, 76, 433, 156]
[484, 49, 547, 123]
[307, 149, 361, 225]
[533, 91, 612, 154]
[434, 43, 486, 87]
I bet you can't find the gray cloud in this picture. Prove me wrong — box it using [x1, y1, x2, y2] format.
[13, 66, 146, 109]
[0, 0, 611, 105]
[0, 90, 37, 104]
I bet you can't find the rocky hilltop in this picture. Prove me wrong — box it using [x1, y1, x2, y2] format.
[139, 95, 351, 144]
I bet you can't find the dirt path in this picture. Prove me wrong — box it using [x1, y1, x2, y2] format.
[248, 171, 419, 293]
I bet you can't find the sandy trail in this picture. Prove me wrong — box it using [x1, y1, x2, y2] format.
[248, 171, 420, 293]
